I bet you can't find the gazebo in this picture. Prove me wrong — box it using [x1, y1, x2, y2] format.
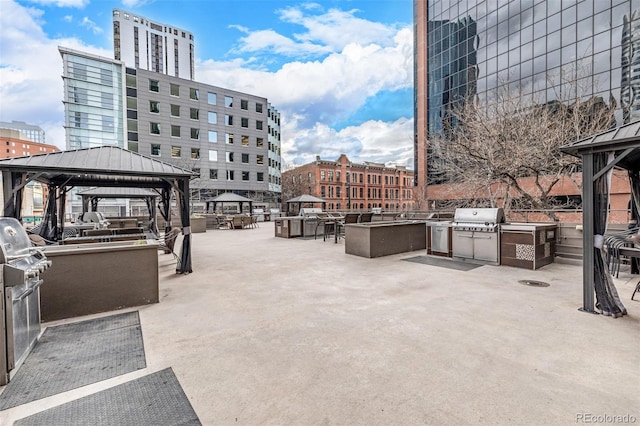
[560, 120, 640, 317]
[285, 194, 327, 215]
[0, 146, 196, 274]
[204, 192, 254, 214]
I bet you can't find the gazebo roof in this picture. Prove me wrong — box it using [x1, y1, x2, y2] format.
[0, 146, 196, 187]
[286, 194, 327, 204]
[204, 193, 254, 203]
[560, 120, 640, 172]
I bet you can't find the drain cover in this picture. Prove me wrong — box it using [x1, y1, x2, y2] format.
[518, 279, 550, 287]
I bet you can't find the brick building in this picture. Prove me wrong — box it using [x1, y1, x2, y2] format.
[282, 154, 414, 213]
[0, 129, 59, 158]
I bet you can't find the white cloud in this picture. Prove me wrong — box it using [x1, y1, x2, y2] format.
[121, 0, 155, 7]
[80, 16, 103, 34]
[25, 0, 89, 7]
[0, 0, 111, 149]
[231, 4, 398, 59]
[197, 21, 413, 167]
[282, 117, 413, 168]
[63, 15, 72, 22]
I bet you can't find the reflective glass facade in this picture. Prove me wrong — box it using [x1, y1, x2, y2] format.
[415, 0, 640, 184]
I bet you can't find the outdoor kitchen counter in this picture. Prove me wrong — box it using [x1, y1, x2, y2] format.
[345, 220, 426, 258]
[40, 240, 159, 322]
[500, 223, 557, 270]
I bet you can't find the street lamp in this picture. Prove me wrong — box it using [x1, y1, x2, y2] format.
[346, 171, 351, 210]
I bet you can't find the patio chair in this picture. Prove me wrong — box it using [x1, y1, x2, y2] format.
[231, 215, 244, 229]
[359, 212, 373, 223]
[216, 215, 230, 229]
[251, 215, 259, 228]
[156, 227, 181, 266]
[336, 213, 360, 241]
[604, 227, 639, 278]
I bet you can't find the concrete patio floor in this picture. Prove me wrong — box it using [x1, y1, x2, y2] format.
[1, 224, 639, 425]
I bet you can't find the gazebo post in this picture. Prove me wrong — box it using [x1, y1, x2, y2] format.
[580, 152, 596, 314]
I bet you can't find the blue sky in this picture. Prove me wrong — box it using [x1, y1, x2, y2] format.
[0, 0, 414, 168]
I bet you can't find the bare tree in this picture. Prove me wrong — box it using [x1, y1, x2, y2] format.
[428, 64, 616, 220]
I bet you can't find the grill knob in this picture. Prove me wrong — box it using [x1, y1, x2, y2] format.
[27, 270, 37, 278]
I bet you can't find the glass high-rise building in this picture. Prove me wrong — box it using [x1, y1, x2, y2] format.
[414, 0, 640, 185]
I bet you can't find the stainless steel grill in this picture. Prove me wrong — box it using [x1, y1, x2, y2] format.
[452, 208, 505, 264]
[0, 217, 51, 385]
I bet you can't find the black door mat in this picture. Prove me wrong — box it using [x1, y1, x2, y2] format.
[0, 311, 146, 410]
[403, 255, 482, 271]
[14, 368, 201, 426]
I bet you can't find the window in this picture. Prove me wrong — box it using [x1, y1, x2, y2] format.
[209, 150, 217, 161]
[256, 120, 263, 130]
[241, 153, 249, 163]
[150, 122, 160, 134]
[208, 131, 218, 142]
[257, 172, 264, 182]
[190, 128, 200, 140]
[226, 133, 234, 144]
[241, 135, 249, 146]
[151, 144, 161, 156]
[210, 169, 218, 180]
[149, 101, 160, 113]
[225, 115, 233, 125]
[171, 125, 180, 137]
[208, 111, 217, 124]
[224, 96, 233, 107]
[256, 103, 263, 113]
[321, 186, 326, 197]
[256, 155, 264, 165]
[207, 92, 217, 104]
[171, 146, 181, 158]
[190, 108, 199, 120]
[240, 99, 248, 110]
[242, 171, 250, 181]
[190, 88, 199, 100]
[191, 148, 200, 159]
[170, 104, 180, 116]
[241, 117, 249, 128]
[328, 171, 333, 181]
[170, 83, 179, 96]
[321, 170, 326, 181]
[227, 170, 234, 181]
[256, 137, 264, 147]
[149, 79, 159, 92]
[226, 152, 234, 162]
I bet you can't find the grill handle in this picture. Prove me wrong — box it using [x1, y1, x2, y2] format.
[32, 279, 44, 291]
[15, 287, 33, 301]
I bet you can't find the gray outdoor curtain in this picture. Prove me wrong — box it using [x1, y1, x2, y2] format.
[593, 152, 627, 318]
[177, 178, 192, 274]
[629, 170, 640, 273]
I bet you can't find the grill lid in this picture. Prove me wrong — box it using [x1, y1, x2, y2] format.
[453, 208, 505, 225]
[0, 217, 32, 263]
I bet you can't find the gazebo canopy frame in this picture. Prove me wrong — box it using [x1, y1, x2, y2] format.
[285, 194, 327, 215]
[0, 146, 196, 274]
[203, 192, 254, 214]
[77, 187, 160, 235]
[561, 120, 640, 316]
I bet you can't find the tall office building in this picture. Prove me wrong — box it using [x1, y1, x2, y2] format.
[59, 47, 126, 149]
[414, 0, 640, 185]
[113, 9, 195, 80]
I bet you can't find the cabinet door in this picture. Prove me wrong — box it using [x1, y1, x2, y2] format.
[452, 231, 474, 258]
[473, 232, 498, 262]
